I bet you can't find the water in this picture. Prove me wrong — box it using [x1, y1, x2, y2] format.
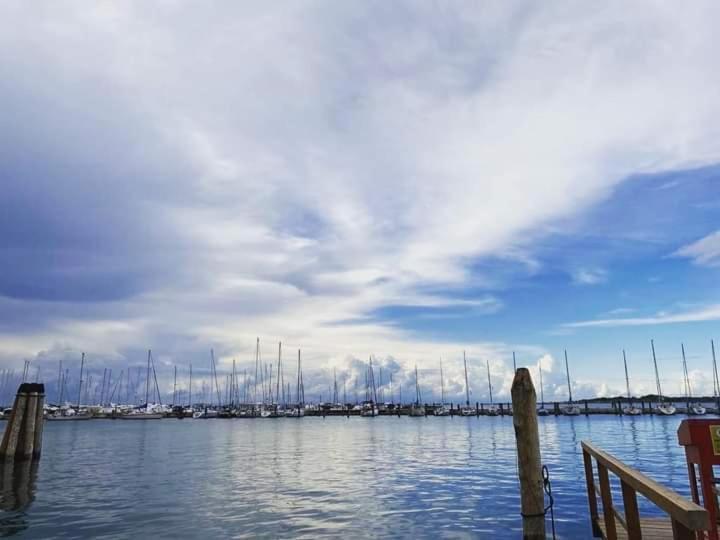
[0, 415, 702, 538]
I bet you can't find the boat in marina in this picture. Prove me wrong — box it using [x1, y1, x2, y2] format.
[537, 360, 549, 416]
[651, 340, 676, 416]
[621, 350, 642, 416]
[120, 350, 164, 419]
[288, 348, 306, 417]
[460, 351, 475, 416]
[434, 358, 450, 416]
[360, 358, 379, 417]
[46, 406, 92, 421]
[682, 344, 706, 415]
[122, 407, 163, 420]
[409, 365, 424, 417]
[561, 351, 581, 416]
[485, 359, 499, 416]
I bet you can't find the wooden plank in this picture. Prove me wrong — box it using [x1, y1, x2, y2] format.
[598, 462, 618, 540]
[671, 518, 695, 540]
[598, 518, 674, 540]
[621, 479, 642, 539]
[582, 441, 709, 531]
[584, 449, 602, 537]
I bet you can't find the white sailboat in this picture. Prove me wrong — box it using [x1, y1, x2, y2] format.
[682, 344, 706, 415]
[360, 357, 379, 417]
[434, 358, 450, 416]
[561, 350, 581, 416]
[409, 365, 425, 417]
[485, 360, 499, 416]
[537, 360, 549, 416]
[460, 351, 475, 416]
[121, 350, 163, 419]
[289, 349, 305, 417]
[622, 350, 642, 416]
[652, 340, 676, 416]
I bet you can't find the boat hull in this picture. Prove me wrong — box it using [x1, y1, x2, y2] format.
[119, 413, 163, 420]
[46, 414, 92, 421]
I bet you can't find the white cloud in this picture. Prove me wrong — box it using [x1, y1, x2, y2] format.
[1, 1, 720, 394]
[571, 268, 608, 285]
[673, 230, 720, 266]
[564, 304, 720, 328]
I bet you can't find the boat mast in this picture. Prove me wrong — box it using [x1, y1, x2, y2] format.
[254, 338, 260, 405]
[538, 361, 545, 406]
[681, 343, 691, 399]
[189, 363, 193, 408]
[173, 365, 177, 407]
[145, 349, 151, 408]
[211, 349, 221, 407]
[77, 351, 85, 410]
[712, 340, 720, 400]
[651, 339, 663, 402]
[623, 350, 631, 400]
[486, 359, 493, 405]
[56, 360, 63, 405]
[439, 358, 445, 405]
[277, 342, 282, 407]
[564, 349, 573, 403]
[463, 350, 470, 407]
[415, 364, 421, 405]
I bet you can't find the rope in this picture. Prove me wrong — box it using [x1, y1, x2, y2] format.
[519, 465, 557, 539]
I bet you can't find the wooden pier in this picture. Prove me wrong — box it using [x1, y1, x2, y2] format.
[582, 441, 709, 539]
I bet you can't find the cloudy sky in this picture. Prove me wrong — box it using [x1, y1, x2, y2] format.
[2, 1, 720, 404]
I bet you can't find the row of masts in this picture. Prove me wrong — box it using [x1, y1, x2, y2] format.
[9, 338, 720, 410]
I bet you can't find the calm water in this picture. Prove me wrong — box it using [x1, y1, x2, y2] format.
[0, 415, 704, 539]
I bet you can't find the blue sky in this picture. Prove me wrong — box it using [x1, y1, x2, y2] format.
[1, 1, 720, 403]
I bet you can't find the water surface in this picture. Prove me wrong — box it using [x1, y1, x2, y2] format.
[0, 415, 702, 538]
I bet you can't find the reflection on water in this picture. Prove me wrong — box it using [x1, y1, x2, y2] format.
[0, 415, 705, 538]
[0, 459, 38, 537]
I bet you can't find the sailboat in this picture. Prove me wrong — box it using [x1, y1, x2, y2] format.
[289, 349, 305, 417]
[409, 365, 424, 416]
[652, 340, 676, 416]
[537, 360, 549, 416]
[561, 350, 581, 416]
[47, 353, 92, 420]
[121, 350, 163, 419]
[485, 360, 499, 416]
[621, 350, 642, 415]
[434, 358, 450, 416]
[360, 357, 379, 417]
[460, 351, 475, 416]
[682, 344, 706, 415]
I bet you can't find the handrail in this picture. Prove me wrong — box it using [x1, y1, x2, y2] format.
[582, 441, 708, 530]
[582, 440, 710, 539]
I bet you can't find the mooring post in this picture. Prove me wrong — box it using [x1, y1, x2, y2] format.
[511, 368, 545, 540]
[0, 383, 45, 461]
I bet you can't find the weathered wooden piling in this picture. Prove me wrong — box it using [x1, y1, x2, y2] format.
[511, 368, 545, 540]
[0, 383, 45, 461]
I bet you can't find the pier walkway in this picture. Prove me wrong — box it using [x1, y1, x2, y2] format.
[582, 441, 709, 539]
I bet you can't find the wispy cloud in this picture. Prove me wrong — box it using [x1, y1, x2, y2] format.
[571, 268, 608, 285]
[1, 1, 720, 389]
[673, 230, 720, 266]
[564, 304, 720, 328]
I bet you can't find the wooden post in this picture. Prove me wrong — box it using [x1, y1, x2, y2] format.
[0, 383, 45, 461]
[583, 449, 602, 537]
[620, 479, 641, 539]
[597, 462, 617, 540]
[511, 368, 545, 540]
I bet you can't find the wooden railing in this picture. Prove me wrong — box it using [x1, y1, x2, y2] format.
[582, 441, 710, 539]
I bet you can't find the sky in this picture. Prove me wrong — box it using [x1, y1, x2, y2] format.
[1, 1, 720, 405]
